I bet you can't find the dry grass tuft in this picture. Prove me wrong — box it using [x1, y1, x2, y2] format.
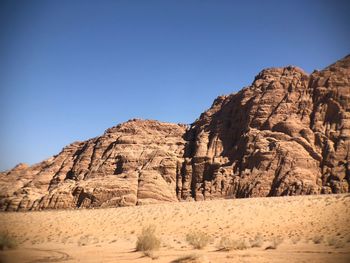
[217, 237, 249, 251]
[312, 235, 323, 244]
[0, 231, 17, 250]
[326, 236, 337, 246]
[186, 231, 211, 249]
[136, 225, 160, 255]
[326, 236, 345, 248]
[217, 237, 235, 251]
[265, 236, 283, 250]
[250, 233, 264, 248]
[291, 236, 301, 244]
[77, 234, 99, 246]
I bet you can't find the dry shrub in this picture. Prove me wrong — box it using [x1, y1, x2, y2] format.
[136, 225, 160, 254]
[312, 235, 323, 244]
[217, 237, 235, 251]
[326, 236, 345, 248]
[250, 233, 264, 248]
[217, 237, 249, 251]
[233, 238, 249, 250]
[291, 236, 300, 244]
[0, 232, 17, 250]
[326, 236, 337, 246]
[77, 234, 99, 246]
[265, 237, 283, 250]
[186, 231, 211, 249]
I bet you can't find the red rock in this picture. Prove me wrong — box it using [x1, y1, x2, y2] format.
[1, 55, 349, 211]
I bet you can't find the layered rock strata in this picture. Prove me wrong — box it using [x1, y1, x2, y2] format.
[0, 120, 186, 210]
[1, 55, 349, 211]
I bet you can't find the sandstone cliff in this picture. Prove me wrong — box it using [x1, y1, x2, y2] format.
[1, 55, 349, 211]
[0, 120, 187, 210]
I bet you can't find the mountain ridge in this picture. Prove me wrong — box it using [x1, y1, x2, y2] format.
[1, 55, 349, 211]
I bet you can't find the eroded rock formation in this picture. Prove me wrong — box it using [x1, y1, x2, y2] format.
[0, 120, 187, 211]
[1, 55, 349, 211]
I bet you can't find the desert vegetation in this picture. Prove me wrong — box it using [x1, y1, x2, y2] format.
[135, 225, 160, 257]
[265, 237, 284, 250]
[186, 231, 211, 249]
[217, 236, 249, 251]
[312, 235, 323, 244]
[0, 231, 16, 251]
[250, 233, 264, 248]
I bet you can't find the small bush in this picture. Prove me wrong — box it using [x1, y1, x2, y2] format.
[217, 237, 249, 251]
[291, 236, 300, 244]
[136, 225, 160, 254]
[326, 236, 344, 248]
[326, 236, 337, 246]
[312, 235, 323, 244]
[0, 232, 17, 250]
[250, 233, 264, 248]
[77, 234, 99, 246]
[265, 237, 283, 250]
[186, 231, 211, 249]
[217, 237, 235, 251]
[233, 239, 249, 250]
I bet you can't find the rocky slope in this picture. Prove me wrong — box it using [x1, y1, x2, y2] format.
[0, 121, 187, 210]
[1, 55, 349, 211]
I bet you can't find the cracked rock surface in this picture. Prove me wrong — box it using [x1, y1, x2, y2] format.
[1, 55, 349, 211]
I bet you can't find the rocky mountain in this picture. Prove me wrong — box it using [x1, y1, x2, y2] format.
[1, 55, 349, 211]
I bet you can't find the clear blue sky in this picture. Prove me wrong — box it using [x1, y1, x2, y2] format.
[0, 0, 349, 171]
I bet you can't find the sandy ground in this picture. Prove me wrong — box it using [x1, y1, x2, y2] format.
[0, 194, 350, 263]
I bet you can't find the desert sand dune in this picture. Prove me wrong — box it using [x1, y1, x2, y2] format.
[1, 194, 350, 262]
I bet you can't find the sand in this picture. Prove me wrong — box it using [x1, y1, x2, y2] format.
[1, 194, 350, 263]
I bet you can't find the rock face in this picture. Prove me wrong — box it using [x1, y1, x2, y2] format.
[178, 56, 350, 200]
[0, 120, 187, 211]
[1, 55, 349, 211]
